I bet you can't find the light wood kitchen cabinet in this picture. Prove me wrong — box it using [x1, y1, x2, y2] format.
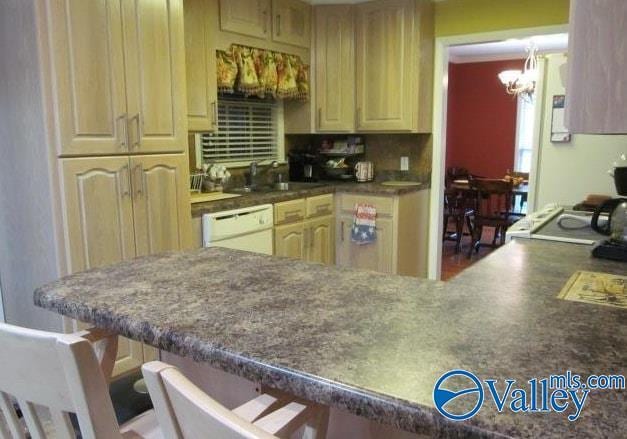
[121, 0, 187, 153]
[272, 0, 311, 48]
[566, 0, 627, 134]
[305, 216, 335, 265]
[274, 222, 305, 260]
[354, 0, 433, 132]
[184, 0, 219, 132]
[273, 195, 334, 262]
[131, 154, 192, 256]
[314, 5, 354, 132]
[47, 0, 186, 156]
[47, 0, 128, 156]
[335, 190, 429, 277]
[337, 214, 394, 273]
[61, 157, 144, 376]
[219, 0, 271, 39]
[61, 154, 190, 377]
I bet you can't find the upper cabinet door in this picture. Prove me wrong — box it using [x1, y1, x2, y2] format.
[184, 0, 219, 132]
[61, 157, 136, 273]
[315, 5, 354, 132]
[355, 0, 415, 132]
[121, 0, 187, 153]
[566, 0, 627, 134]
[130, 154, 192, 256]
[219, 0, 271, 39]
[48, 0, 128, 156]
[272, 0, 311, 48]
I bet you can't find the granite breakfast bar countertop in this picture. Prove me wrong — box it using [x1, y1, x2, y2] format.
[34, 240, 625, 438]
[191, 180, 429, 216]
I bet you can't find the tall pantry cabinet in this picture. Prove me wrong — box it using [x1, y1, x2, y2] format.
[40, 0, 192, 378]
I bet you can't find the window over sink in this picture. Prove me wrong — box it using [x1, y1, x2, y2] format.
[195, 97, 284, 167]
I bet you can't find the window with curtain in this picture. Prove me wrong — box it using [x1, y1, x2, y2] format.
[198, 97, 282, 165]
[514, 95, 536, 173]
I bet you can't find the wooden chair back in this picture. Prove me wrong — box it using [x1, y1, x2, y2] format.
[0, 323, 121, 439]
[469, 178, 513, 221]
[143, 361, 328, 439]
[143, 362, 276, 439]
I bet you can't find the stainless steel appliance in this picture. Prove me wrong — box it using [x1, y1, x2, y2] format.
[354, 161, 374, 182]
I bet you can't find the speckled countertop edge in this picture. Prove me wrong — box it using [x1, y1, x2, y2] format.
[33, 268, 497, 439]
[191, 181, 430, 216]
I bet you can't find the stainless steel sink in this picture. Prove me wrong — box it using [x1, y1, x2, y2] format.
[227, 182, 327, 194]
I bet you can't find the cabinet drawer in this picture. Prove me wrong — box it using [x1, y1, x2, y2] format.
[274, 198, 306, 224]
[339, 194, 395, 216]
[306, 194, 334, 218]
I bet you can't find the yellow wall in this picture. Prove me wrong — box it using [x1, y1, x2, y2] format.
[435, 0, 570, 37]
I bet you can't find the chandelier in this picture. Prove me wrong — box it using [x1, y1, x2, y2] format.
[498, 43, 539, 99]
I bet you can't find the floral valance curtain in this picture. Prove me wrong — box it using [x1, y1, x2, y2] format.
[217, 45, 309, 101]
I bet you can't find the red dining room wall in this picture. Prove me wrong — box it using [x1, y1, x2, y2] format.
[445, 59, 524, 179]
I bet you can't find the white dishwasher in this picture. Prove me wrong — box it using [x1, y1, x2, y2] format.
[202, 204, 274, 255]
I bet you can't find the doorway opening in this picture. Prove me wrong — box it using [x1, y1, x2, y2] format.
[428, 27, 569, 281]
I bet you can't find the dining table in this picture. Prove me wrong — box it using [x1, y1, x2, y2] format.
[451, 179, 529, 213]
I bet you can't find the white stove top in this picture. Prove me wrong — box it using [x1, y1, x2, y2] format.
[506, 204, 607, 245]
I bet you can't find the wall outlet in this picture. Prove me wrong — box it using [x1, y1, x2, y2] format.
[400, 156, 409, 171]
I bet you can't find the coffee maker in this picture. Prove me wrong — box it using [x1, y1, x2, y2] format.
[288, 151, 320, 182]
[591, 167, 627, 261]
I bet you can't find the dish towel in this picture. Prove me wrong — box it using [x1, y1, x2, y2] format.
[351, 203, 377, 245]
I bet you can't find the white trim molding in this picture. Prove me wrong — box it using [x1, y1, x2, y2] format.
[427, 25, 569, 280]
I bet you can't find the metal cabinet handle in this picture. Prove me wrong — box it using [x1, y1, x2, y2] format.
[117, 113, 128, 150]
[263, 9, 268, 33]
[340, 221, 345, 241]
[276, 14, 281, 36]
[303, 226, 309, 250]
[309, 227, 314, 249]
[317, 107, 322, 128]
[120, 164, 130, 197]
[133, 164, 144, 196]
[211, 101, 218, 127]
[130, 113, 141, 149]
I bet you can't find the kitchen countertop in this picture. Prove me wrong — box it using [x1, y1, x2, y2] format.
[191, 180, 429, 216]
[34, 240, 625, 438]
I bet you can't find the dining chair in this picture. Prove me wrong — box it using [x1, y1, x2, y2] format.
[0, 322, 161, 439]
[443, 188, 475, 253]
[467, 178, 514, 257]
[510, 172, 529, 214]
[142, 361, 329, 439]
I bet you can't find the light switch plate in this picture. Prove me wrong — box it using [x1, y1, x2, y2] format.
[400, 156, 409, 171]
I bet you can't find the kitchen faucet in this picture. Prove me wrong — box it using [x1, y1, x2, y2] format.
[248, 160, 279, 188]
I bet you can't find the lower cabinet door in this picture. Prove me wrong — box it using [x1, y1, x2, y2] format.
[274, 222, 305, 260]
[336, 214, 394, 273]
[305, 216, 334, 265]
[130, 154, 192, 255]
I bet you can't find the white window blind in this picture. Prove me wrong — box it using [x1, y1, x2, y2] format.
[199, 98, 279, 164]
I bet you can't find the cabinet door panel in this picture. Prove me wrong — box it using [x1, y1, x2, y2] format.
[315, 6, 354, 132]
[336, 215, 393, 273]
[566, 0, 627, 133]
[61, 157, 143, 375]
[272, 0, 311, 48]
[131, 154, 191, 256]
[184, 0, 218, 131]
[274, 222, 305, 260]
[48, 0, 128, 156]
[219, 0, 270, 39]
[355, 0, 414, 131]
[306, 216, 334, 265]
[122, 0, 186, 153]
